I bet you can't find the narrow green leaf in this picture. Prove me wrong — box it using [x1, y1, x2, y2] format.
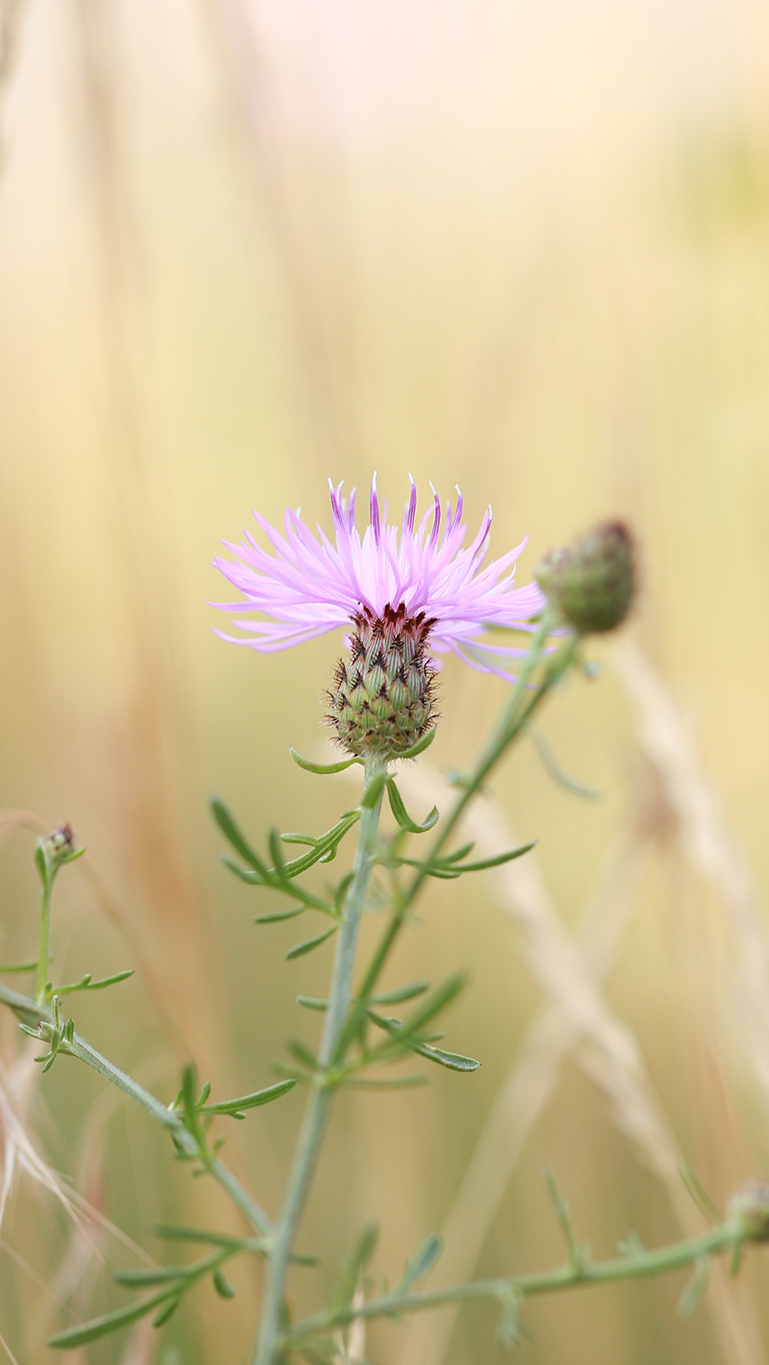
[361, 771, 388, 809]
[341, 1074, 429, 1090]
[414, 1043, 480, 1072]
[154, 1224, 253, 1248]
[269, 827, 288, 878]
[371, 981, 429, 1005]
[57, 969, 134, 995]
[213, 1267, 237, 1299]
[333, 1225, 378, 1311]
[297, 996, 328, 1011]
[680, 1165, 722, 1224]
[210, 796, 270, 877]
[287, 1039, 318, 1071]
[281, 832, 321, 847]
[85, 968, 134, 990]
[400, 972, 467, 1036]
[526, 722, 601, 800]
[254, 905, 305, 924]
[386, 780, 439, 835]
[496, 1285, 525, 1347]
[438, 842, 475, 865]
[153, 1294, 183, 1327]
[452, 842, 536, 873]
[48, 1288, 175, 1348]
[678, 1257, 710, 1317]
[221, 855, 261, 885]
[286, 925, 337, 960]
[397, 1234, 443, 1292]
[394, 728, 437, 760]
[0, 958, 38, 974]
[289, 746, 360, 774]
[114, 1266, 191, 1286]
[201, 1078, 297, 1116]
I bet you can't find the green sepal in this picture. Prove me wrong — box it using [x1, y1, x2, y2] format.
[201, 1078, 297, 1117]
[289, 746, 361, 775]
[286, 925, 337, 960]
[48, 1287, 176, 1348]
[396, 1233, 443, 1292]
[386, 779, 439, 834]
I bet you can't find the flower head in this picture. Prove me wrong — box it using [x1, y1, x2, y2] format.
[213, 475, 544, 682]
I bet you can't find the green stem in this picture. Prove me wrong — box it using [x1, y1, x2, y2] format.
[339, 615, 573, 1053]
[0, 981, 272, 1238]
[288, 1220, 742, 1340]
[36, 875, 52, 1006]
[252, 759, 387, 1365]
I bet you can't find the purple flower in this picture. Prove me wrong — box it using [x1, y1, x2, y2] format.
[212, 476, 544, 682]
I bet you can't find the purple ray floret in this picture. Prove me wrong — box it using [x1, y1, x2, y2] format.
[212, 476, 545, 681]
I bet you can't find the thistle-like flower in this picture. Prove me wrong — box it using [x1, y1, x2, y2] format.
[213, 477, 544, 759]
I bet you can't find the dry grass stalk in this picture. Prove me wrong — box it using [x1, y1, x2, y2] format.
[615, 640, 769, 1116]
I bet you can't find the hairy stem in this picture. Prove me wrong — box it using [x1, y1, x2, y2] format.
[252, 758, 387, 1365]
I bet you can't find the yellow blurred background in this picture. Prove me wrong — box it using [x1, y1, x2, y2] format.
[1, 1, 769, 1362]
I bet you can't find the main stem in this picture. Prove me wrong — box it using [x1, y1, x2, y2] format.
[36, 876, 53, 1006]
[252, 758, 387, 1365]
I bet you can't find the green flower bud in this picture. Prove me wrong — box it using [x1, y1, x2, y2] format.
[536, 521, 636, 635]
[728, 1183, 769, 1241]
[328, 604, 438, 761]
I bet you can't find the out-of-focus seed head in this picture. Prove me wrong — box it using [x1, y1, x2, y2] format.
[536, 521, 636, 635]
[728, 1183, 769, 1241]
[328, 604, 437, 761]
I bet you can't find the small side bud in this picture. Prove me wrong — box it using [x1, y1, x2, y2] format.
[728, 1183, 769, 1241]
[36, 824, 82, 885]
[536, 521, 636, 635]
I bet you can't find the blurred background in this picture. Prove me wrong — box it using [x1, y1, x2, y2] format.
[1, 1, 769, 1361]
